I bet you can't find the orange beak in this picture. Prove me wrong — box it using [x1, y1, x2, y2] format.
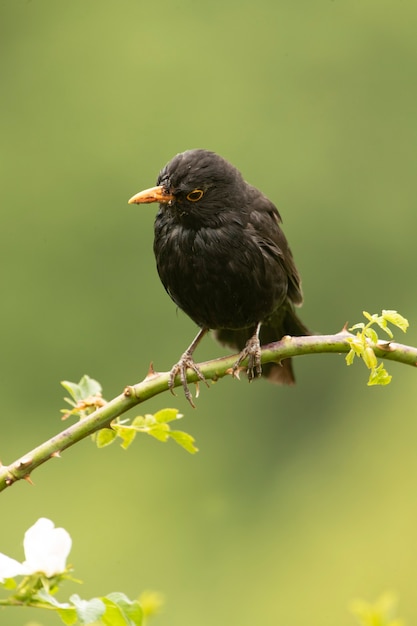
[128, 185, 174, 205]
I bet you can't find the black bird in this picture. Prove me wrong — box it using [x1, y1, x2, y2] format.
[129, 149, 308, 405]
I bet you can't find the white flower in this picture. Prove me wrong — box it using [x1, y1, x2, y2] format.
[0, 553, 24, 582]
[0, 518, 72, 582]
[22, 518, 72, 577]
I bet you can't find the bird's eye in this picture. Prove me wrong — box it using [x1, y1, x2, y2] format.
[186, 189, 204, 202]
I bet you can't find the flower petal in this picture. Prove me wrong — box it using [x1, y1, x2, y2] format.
[22, 518, 72, 577]
[0, 553, 24, 582]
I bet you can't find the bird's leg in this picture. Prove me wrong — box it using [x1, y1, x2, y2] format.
[169, 328, 209, 407]
[232, 322, 263, 381]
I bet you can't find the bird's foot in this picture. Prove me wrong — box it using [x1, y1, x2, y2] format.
[232, 333, 262, 381]
[169, 351, 208, 408]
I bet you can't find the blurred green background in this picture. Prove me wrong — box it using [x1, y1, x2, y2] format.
[1, 1, 417, 624]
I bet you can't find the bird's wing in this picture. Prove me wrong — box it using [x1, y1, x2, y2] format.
[247, 190, 303, 306]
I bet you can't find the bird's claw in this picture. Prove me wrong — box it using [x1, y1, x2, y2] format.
[168, 352, 208, 407]
[232, 336, 262, 381]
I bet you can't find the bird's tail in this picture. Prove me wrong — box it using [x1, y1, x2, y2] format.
[215, 304, 309, 385]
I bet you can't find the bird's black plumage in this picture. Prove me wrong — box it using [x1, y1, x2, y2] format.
[129, 149, 308, 403]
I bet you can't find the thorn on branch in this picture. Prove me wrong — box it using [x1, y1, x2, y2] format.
[145, 362, 157, 379]
[378, 341, 393, 351]
[17, 457, 32, 469]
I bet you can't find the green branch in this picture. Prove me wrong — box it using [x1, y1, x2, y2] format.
[1, 329, 416, 493]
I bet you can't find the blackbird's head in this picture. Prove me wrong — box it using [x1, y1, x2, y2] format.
[128, 149, 247, 218]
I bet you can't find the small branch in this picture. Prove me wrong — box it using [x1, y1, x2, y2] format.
[1, 331, 416, 493]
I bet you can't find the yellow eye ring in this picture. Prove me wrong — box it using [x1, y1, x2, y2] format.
[186, 189, 204, 202]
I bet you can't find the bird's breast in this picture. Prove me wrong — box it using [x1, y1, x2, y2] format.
[153, 213, 288, 330]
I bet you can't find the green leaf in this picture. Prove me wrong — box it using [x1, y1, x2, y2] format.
[35, 589, 72, 609]
[96, 428, 117, 448]
[100, 601, 127, 626]
[113, 424, 137, 450]
[363, 347, 377, 370]
[345, 349, 355, 366]
[147, 423, 170, 442]
[61, 380, 84, 403]
[364, 327, 379, 344]
[367, 363, 392, 386]
[374, 316, 394, 339]
[2, 578, 17, 590]
[138, 590, 164, 618]
[349, 322, 365, 332]
[346, 336, 365, 357]
[153, 408, 183, 423]
[131, 415, 147, 428]
[98, 409, 198, 454]
[382, 310, 409, 333]
[362, 310, 375, 323]
[61, 376, 102, 403]
[346, 310, 408, 388]
[105, 592, 143, 626]
[70, 594, 105, 624]
[78, 375, 102, 399]
[35, 590, 78, 625]
[169, 430, 199, 454]
[56, 608, 79, 625]
[100, 593, 143, 626]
